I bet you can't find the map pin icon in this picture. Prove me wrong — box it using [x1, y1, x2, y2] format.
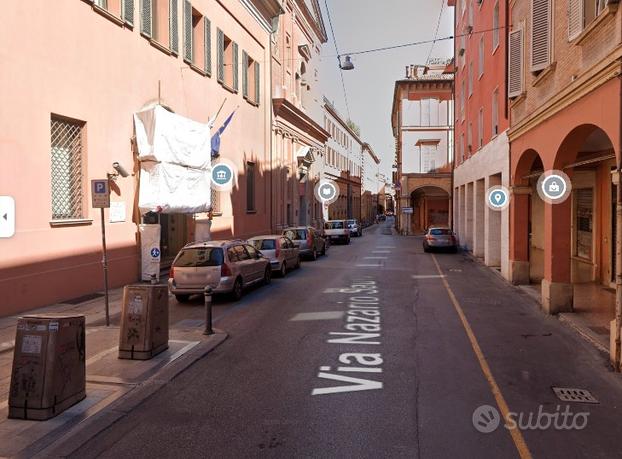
[494, 192, 502, 204]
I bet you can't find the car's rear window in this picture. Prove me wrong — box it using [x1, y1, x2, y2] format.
[174, 248, 224, 267]
[284, 229, 307, 240]
[250, 239, 276, 250]
[325, 221, 344, 229]
[430, 229, 451, 236]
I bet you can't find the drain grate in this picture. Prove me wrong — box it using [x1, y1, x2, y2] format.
[552, 387, 599, 404]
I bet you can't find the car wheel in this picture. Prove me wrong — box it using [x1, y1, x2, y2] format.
[279, 262, 287, 277]
[423, 246, 430, 253]
[231, 277, 243, 301]
[263, 266, 272, 285]
[175, 294, 190, 303]
[311, 249, 318, 261]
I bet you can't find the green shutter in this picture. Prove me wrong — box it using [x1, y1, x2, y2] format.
[204, 18, 212, 76]
[254, 61, 260, 105]
[232, 41, 239, 92]
[183, 0, 192, 62]
[140, 0, 152, 37]
[123, 0, 134, 25]
[217, 28, 224, 83]
[242, 51, 249, 98]
[169, 0, 178, 54]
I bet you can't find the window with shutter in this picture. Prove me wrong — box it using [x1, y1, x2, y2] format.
[204, 18, 211, 76]
[568, 0, 584, 40]
[492, 1, 499, 50]
[232, 42, 239, 92]
[217, 29, 225, 83]
[140, 0, 152, 37]
[531, 0, 552, 72]
[492, 89, 499, 135]
[468, 62, 473, 96]
[508, 29, 524, 98]
[242, 51, 249, 98]
[169, 0, 178, 54]
[123, 0, 134, 25]
[478, 36, 484, 77]
[478, 108, 484, 147]
[254, 61, 260, 106]
[183, 0, 192, 62]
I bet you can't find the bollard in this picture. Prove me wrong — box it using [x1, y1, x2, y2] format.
[150, 273, 157, 285]
[203, 286, 214, 335]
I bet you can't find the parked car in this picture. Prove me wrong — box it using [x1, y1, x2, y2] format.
[282, 226, 327, 260]
[168, 240, 271, 302]
[423, 227, 458, 253]
[346, 219, 363, 237]
[324, 220, 351, 245]
[248, 235, 300, 277]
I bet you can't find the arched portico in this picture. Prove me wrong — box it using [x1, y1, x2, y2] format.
[410, 185, 451, 233]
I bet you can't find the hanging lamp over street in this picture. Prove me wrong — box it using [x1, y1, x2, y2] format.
[339, 55, 355, 70]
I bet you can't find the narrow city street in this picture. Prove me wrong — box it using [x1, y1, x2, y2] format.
[68, 220, 622, 459]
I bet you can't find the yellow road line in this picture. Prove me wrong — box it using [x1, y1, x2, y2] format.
[431, 254, 533, 459]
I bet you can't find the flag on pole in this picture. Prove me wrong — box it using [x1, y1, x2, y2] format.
[211, 109, 236, 158]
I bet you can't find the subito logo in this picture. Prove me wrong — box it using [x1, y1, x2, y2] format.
[472, 405, 501, 433]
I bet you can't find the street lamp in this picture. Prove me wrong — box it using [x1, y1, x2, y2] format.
[339, 55, 355, 71]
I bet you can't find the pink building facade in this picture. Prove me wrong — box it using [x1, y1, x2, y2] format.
[0, 0, 281, 315]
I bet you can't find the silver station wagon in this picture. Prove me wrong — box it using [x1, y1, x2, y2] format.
[248, 235, 301, 277]
[168, 240, 271, 302]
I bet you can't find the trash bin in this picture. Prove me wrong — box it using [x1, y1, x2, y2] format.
[118, 284, 169, 360]
[8, 314, 86, 420]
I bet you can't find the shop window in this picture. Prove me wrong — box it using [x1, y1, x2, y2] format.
[575, 188, 593, 259]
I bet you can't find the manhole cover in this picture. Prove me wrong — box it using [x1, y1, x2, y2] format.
[552, 387, 599, 403]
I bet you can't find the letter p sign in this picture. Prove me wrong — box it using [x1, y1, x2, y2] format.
[91, 179, 110, 208]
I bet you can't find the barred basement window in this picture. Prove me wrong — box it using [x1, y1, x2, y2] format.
[50, 116, 85, 220]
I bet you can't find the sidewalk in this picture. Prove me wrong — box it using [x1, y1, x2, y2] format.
[0, 281, 228, 458]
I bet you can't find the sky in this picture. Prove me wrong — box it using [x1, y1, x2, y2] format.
[317, 0, 454, 179]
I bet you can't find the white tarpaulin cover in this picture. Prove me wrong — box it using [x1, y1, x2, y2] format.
[134, 105, 211, 214]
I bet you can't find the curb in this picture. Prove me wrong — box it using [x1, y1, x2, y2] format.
[461, 250, 612, 359]
[558, 314, 610, 356]
[34, 331, 228, 458]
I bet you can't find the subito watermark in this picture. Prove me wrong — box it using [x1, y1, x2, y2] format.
[472, 404, 589, 433]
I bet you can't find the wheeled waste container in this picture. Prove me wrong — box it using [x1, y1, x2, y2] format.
[118, 284, 169, 360]
[8, 314, 86, 420]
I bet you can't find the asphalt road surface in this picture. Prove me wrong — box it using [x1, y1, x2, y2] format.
[72, 219, 622, 458]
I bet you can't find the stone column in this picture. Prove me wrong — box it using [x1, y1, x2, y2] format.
[473, 179, 485, 257]
[509, 186, 531, 284]
[542, 198, 573, 314]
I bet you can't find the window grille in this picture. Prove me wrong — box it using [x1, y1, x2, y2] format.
[51, 117, 84, 220]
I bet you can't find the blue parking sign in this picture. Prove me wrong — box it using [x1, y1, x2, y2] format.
[91, 179, 110, 208]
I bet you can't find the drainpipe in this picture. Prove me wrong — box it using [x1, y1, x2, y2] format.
[615, 73, 622, 371]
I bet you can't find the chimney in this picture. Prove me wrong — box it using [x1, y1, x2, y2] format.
[405, 66, 410, 78]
